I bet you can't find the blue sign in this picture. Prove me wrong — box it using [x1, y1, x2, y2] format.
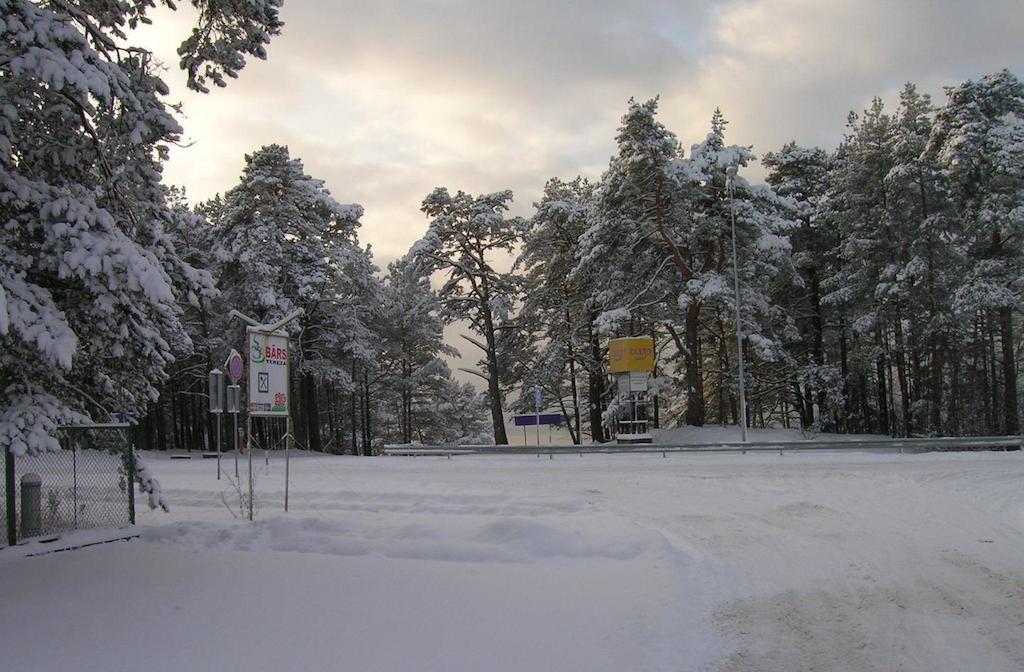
[514, 413, 563, 427]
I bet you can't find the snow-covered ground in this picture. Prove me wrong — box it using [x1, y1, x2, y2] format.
[3, 448, 1024, 671]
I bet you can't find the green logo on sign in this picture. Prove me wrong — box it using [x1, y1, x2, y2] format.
[250, 335, 265, 364]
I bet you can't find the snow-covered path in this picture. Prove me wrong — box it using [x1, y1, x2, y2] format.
[3, 450, 1023, 671]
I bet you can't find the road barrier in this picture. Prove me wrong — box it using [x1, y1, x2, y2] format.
[384, 435, 1024, 457]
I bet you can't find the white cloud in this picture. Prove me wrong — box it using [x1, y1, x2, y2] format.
[135, 1, 1023, 264]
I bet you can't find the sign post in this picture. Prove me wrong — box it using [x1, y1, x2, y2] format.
[208, 369, 225, 479]
[534, 385, 542, 447]
[225, 350, 244, 479]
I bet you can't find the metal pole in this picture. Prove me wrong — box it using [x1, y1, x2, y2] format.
[6, 447, 17, 545]
[285, 416, 291, 513]
[73, 441, 78, 528]
[247, 415, 253, 521]
[233, 413, 239, 478]
[727, 167, 748, 442]
[535, 385, 541, 446]
[216, 413, 222, 480]
[284, 348, 292, 512]
[127, 428, 136, 525]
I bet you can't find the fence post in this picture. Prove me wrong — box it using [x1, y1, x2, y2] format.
[127, 427, 136, 526]
[5, 447, 15, 545]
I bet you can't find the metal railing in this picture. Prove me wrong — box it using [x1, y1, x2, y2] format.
[384, 435, 1024, 457]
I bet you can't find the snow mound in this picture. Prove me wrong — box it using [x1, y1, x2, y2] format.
[142, 507, 665, 564]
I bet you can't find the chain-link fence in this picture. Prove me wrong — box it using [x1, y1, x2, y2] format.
[2, 424, 135, 547]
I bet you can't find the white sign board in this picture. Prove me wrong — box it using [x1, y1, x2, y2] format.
[617, 371, 649, 396]
[247, 329, 289, 416]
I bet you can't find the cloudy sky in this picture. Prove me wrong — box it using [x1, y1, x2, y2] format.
[137, 0, 1024, 269]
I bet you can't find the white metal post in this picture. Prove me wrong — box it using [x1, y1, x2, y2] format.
[246, 414, 253, 521]
[535, 384, 541, 447]
[216, 413, 222, 480]
[285, 415, 291, 513]
[727, 166, 748, 442]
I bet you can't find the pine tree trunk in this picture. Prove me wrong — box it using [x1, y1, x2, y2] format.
[350, 359, 358, 454]
[170, 385, 181, 452]
[809, 268, 827, 429]
[401, 361, 412, 444]
[949, 343, 961, 435]
[301, 372, 322, 452]
[155, 400, 167, 452]
[875, 329, 890, 436]
[999, 306, 1019, 434]
[717, 315, 728, 425]
[988, 313, 1000, 434]
[929, 335, 944, 434]
[191, 392, 204, 451]
[326, 383, 338, 454]
[566, 309, 582, 445]
[893, 317, 912, 436]
[684, 302, 705, 426]
[362, 374, 372, 455]
[839, 320, 851, 432]
[858, 372, 871, 434]
[556, 396, 578, 445]
[479, 297, 508, 445]
[791, 379, 808, 429]
[587, 311, 606, 443]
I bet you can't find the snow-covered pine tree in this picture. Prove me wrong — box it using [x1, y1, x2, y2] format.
[151, 189, 221, 455]
[207, 145, 375, 453]
[414, 188, 526, 445]
[822, 98, 907, 436]
[673, 109, 795, 429]
[885, 83, 960, 434]
[517, 177, 595, 444]
[378, 254, 457, 445]
[927, 69, 1024, 435]
[763, 143, 842, 430]
[576, 98, 693, 424]
[0, 0, 280, 505]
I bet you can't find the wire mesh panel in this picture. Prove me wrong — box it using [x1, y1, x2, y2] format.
[3, 425, 134, 545]
[1, 451, 9, 546]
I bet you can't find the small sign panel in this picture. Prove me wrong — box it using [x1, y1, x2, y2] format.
[248, 329, 289, 416]
[225, 349, 244, 384]
[208, 369, 224, 413]
[513, 414, 564, 427]
[629, 371, 648, 392]
[534, 385, 542, 411]
[608, 337, 655, 373]
[226, 385, 240, 413]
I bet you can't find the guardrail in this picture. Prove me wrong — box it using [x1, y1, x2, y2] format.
[383, 435, 1024, 457]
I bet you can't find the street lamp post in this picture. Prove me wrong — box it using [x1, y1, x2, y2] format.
[726, 166, 748, 442]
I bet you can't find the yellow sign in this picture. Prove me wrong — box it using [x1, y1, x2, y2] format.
[608, 337, 655, 373]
